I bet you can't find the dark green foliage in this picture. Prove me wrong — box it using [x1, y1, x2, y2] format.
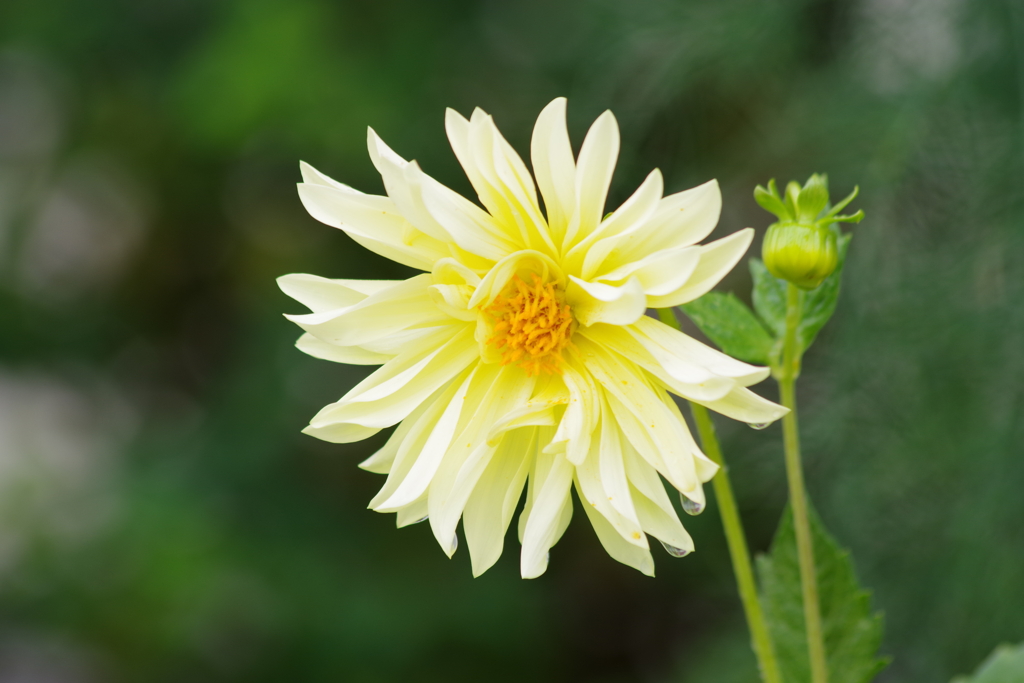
[757, 505, 889, 683]
[750, 257, 789, 340]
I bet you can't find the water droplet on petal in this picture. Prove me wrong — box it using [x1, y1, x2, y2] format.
[450, 535, 458, 554]
[680, 492, 704, 516]
[660, 540, 691, 557]
[747, 422, 771, 430]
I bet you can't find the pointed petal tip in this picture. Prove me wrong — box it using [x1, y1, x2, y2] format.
[540, 96, 568, 115]
[444, 107, 467, 124]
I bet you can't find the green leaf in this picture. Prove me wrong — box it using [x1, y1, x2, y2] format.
[757, 502, 890, 683]
[952, 643, 1024, 683]
[797, 231, 852, 351]
[679, 292, 775, 365]
[750, 257, 787, 339]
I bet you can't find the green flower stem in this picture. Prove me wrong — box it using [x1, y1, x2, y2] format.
[690, 402, 783, 683]
[656, 308, 781, 683]
[778, 283, 829, 683]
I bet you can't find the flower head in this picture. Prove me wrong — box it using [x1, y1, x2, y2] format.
[280, 98, 786, 578]
[756, 174, 864, 290]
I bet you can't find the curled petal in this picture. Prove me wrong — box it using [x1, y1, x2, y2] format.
[649, 228, 754, 308]
[304, 325, 477, 444]
[295, 333, 392, 365]
[278, 272, 400, 313]
[694, 386, 789, 425]
[520, 447, 575, 579]
[566, 275, 646, 327]
[612, 179, 723, 264]
[595, 245, 701, 298]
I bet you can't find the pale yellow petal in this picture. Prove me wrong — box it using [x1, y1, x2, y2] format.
[367, 371, 472, 508]
[465, 109, 556, 254]
[304, 325, 477, 443]
[371, 361, 493, 512]
[572, 398, 645, 547]
[520, 446, 574, 579]
[694, 385, 789, 426]
[648, 228, 754, 308]
[595, 245, 701, 298]
[575, 479, 655, 576]
[487, 374, 568, 443]
[610, 179, 722, 266]
[366, 128, 453, 243]
[566, 275, 646, 327]
[414, 161, 520, 262]
[576, 338, 703, 498]
[427, 366, 538, 555]
[278, 273, 399, 313]
[530, 98, 576, 244]
[466, 249, 565, 310]
[285, 274, 450, 349]
[395, 496, 428, 528]
[463, 427, 535, 577]
[547, 360, 599, 465]
[297, 175, 450, 271]
[580, 324, 735, 402]
[295, 333, 392, 365]
[563, 110, 619, 250]
[629, 315, 771, 384]
[565, 169, 663, 279]
[632, 484, 694, 554]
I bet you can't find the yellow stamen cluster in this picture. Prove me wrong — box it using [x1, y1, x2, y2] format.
[485, 274, 574, 376]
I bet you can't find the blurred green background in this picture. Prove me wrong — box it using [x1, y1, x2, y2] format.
[0, 0, 1022, 681]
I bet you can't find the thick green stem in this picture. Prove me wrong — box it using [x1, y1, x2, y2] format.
[690, 402, 783, 683]
[778, 283, 829, 683]
[656, 307, 781, 683]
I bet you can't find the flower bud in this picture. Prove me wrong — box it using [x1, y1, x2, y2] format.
[754, 174, 864, 290]
[762, 221, 837, 290]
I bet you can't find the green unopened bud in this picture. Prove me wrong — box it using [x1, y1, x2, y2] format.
[754, 174, 864, 290]
[763, 222, 837, 289]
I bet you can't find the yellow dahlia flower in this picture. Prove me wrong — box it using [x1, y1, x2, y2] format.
[279, 98, 785, 578]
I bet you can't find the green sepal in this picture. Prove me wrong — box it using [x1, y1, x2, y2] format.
[952, 643, 1024, 683]
[796, 173, 830, 222]
[755, 179, 791, 221]
[679, 292, 775, 365]
[784, 181, 802, 216]
[756, 502, 890, 683]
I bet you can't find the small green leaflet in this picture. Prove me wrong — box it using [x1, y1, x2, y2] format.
[756, 502, 889, 683]
[952, 643, 1024, 683]
[750, 257, 787, 339]
[679, 292, 775, 365]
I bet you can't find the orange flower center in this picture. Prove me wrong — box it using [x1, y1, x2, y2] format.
[485, 274, 574, 376]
